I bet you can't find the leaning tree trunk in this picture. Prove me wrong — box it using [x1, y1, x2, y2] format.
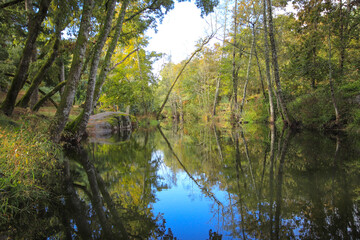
[50, 0, 95, 143]
[0, 0, 52, 116]
[263, 0, 275, 124]
[92, 0, 130, 109]
[254, 44, 266, 99]
[32, 81, 66, 112]
[16, 36, 60, 108]
[156, 34, 214, 120]
[66, 0, 117, 140]
[266, 0, 292, 126]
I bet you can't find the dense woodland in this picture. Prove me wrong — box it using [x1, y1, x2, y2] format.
[0, 0, 359, 143]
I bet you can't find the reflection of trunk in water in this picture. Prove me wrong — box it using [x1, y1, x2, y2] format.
[157, 125, 223, 207]
[89, 146, 129, 239]
[267, 125, 276, 240]
[64, 158, 92, 239]
[240, 129, 258, 199]
[67, 146, 129, 239]
[274, 129, 291, 240]
[257, 132, 270, 238]
[79, 149, 116, 239]
[232, 130, 247, 239]
[213, 125, 224, 163]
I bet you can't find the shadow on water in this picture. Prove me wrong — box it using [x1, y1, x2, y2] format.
[1, 122, 360, 239]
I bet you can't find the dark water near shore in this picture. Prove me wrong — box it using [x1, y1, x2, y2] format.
[3, 123, 360, 239]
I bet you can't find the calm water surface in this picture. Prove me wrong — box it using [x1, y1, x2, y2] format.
[4, 123, 360, 239]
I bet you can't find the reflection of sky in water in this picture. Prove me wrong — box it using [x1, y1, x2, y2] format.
[151, 150, 233, 239]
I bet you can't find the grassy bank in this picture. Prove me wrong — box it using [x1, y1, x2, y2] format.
[0, 111, 62, 235]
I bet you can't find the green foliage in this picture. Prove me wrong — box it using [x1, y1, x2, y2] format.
[288, 90, 334, 128]
[339, 80, 360, 98]
[241, 97, 269, 123]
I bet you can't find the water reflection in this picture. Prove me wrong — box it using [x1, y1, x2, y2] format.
[2, 123, 360, 239]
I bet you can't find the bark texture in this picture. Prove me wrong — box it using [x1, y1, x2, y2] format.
[266, 0, 292, 126]
[263, 0, 275, 124]
[231, 0, 239, 120]
[17, 37, 60, 108]
[67, 0, 117, 140]
[50, 0, 95, 143]
[32, 81, 66, 112]
[328, 22, 340, 125]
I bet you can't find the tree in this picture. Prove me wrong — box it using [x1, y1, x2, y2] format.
[65, 0, 118, 140]
[266, 0, 293, 126]
[262, 0, 274, 124]
[0, 0, 52, 116]
[50, 0, 95, 143]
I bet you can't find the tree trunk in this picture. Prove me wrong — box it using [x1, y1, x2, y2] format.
[17, 37, 60, 108]
[254, 45, 266, 99]
[50, 0, 95, 143]
[29, 86, 38, 109]
[328, 20, 340, 125]
[239, 23, 256, 119]
[263, 0, 275, 124]
[212, 0, 229, 117]
[0, 0, 52, 116]
[156, 35, 214, 120]
[212, 76, 221, 116]
[231, 0, 239, 121]
[66, 0, 117, 140]
[92, 0, 130, 109]
[59, 57, 65, 97]
[32, 81, 66, 111]
[266, 0, 292, 126]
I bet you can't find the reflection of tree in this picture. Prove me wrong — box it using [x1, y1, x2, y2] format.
[5, 125, 359, 239]
[59, 131, 172, 239]
[158, 125, 224, 207]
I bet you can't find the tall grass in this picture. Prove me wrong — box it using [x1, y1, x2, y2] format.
[0, 114, 61, 228]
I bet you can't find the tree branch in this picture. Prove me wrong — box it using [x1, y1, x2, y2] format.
[109, 48, 139, 71]
[0, 0, 24, 9]
[156, 33, 215, 120]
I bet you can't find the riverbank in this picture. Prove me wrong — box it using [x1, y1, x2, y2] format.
[0, 111, 62, 237]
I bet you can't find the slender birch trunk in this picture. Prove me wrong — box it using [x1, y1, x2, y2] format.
[262, 0, 275, 124]
[266, 0, 292, 126]
[50, 0, 95, 143]
[231, 0, 239, 121]
[328, 18, 340, 125]
[254, 44, 266, 99]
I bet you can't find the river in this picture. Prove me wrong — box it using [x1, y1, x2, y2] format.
[4, 123, 360, 239]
